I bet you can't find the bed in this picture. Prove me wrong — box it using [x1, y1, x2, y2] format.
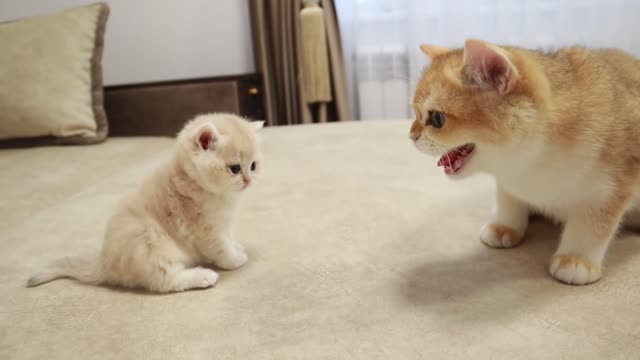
[1, 120, 639, 359]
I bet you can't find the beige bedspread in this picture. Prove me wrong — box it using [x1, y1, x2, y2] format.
[1, 120, 639, 359]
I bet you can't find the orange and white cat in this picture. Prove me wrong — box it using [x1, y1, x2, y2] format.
[27, 113, 263, 292]
[409, 39, 640, 285]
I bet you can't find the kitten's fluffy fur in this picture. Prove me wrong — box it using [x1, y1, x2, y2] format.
[410, 39, 640, 285]
[27, 113, 263, 292]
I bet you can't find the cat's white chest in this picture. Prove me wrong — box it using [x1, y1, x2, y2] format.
[172, 200, 232, 243]
[488, 143, 612, 219]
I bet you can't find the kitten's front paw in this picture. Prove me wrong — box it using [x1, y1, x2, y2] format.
[549, 254, 601, 285]
[233, 241, 246, 254]
[480, 223, 523, 248]
[216, 246, 248, 270]
[189, 268, 219, 289]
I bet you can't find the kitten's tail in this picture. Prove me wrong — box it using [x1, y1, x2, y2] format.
[26, 256, 102, 287]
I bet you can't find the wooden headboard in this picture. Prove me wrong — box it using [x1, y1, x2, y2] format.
[104, 74, 265, 137]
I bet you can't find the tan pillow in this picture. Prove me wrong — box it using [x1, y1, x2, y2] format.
[0, 3, 110, 147]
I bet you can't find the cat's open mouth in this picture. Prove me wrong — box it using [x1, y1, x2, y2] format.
[437, 143, 475, 175]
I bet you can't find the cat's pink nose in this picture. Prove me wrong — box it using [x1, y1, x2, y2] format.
[243, 176, 251, 186]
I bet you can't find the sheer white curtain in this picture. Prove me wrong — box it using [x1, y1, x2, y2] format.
[337, 0, 640, 120]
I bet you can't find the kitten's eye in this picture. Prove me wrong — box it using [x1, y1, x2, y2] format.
[428, 111, 446, 128]
[228, 164, 241, 174]
[250, 162, 257, 171]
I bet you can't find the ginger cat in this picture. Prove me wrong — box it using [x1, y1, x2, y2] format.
[27, 113, 263, 292]
[409, 39, 640, 285]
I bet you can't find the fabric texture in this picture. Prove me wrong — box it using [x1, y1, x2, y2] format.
[249, 0, 351, 125]
[1, 121, 640, 358]
[0, 3, 110, 147]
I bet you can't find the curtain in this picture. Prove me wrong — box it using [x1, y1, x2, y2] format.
[249, 0, 352, 126]
[337, 0, 640, 120]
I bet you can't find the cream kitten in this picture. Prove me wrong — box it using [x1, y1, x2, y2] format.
[410, 39, 640, 285]
[27, 113, 263, 292]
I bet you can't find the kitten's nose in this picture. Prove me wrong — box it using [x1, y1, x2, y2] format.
[243, 176, 251, 185]
[409, 120, 423, 141]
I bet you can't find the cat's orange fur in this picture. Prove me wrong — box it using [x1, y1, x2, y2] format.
[410, 39, 640, 285]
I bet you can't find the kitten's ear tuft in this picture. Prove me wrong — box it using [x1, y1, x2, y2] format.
[419, 44, 451, 59]
[251, 121, 265, 132]
[195, 123, 218, 151]
[463, 39, 518, 94]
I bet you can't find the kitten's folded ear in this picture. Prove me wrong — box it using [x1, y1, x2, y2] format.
[419, 44, 451, 59]
[195, 123, 219, 151]
[463, 39, 518, 94]
[250, 121, 265, 132]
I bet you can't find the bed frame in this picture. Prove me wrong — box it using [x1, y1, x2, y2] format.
[104, 74, 264, 137]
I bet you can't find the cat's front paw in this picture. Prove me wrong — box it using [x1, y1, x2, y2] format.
[480, 223, 524, 248]
[215, 245, 248, 270]
[193, 268, 219, 289]
[233, 241, 246, 255]
[549, 254, 601, 285]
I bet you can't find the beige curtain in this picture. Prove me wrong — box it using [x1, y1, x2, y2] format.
[249, 0, 351, 126]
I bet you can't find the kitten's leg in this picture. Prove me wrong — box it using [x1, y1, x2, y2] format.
[163, 266, 219, 292]
[134, 264, 219, 293]
[550, 193, 629, 285]
[200, 234, 248, 270]
[104, 255, 219, 293]
[102, 223, 219, 293]
[480, 186, 529, 248]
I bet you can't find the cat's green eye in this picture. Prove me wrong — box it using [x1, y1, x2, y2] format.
[228, 164, 241, 175]
[429, 110, 446, 128]
[250, 162, 257, 171]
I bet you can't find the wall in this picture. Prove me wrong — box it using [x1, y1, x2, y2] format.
[0, 0, 255, 85]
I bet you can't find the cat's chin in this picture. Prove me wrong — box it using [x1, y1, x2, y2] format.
[445, 167, 475, 180]
[231, 184, 250, 193]
[437, 143, 476, 177]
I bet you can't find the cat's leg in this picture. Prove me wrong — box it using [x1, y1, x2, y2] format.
[550, 192, 630, 285]
[138, 243, 219, 292]
[103, 252, 219, 293]
[154, 266, 219, 292]
[102, 222, 219, 293]
[199, 233, 248, 271]
[480, 186, 529, 248]
[120, 246, 219, 292]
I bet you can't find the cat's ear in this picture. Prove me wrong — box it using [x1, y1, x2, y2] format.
[419, 44, 451, 59]
[195, 123, 219, 151]
[463, 39, 518, 94]
[250, 121, 265, 132]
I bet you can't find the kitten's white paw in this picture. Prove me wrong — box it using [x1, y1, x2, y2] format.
[191, 268, 219, 289]
[480, 223, 523, 248]
[216, 247, 248, 270]
[549, 254, 601, 285]
[233, 241, 246, 254]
